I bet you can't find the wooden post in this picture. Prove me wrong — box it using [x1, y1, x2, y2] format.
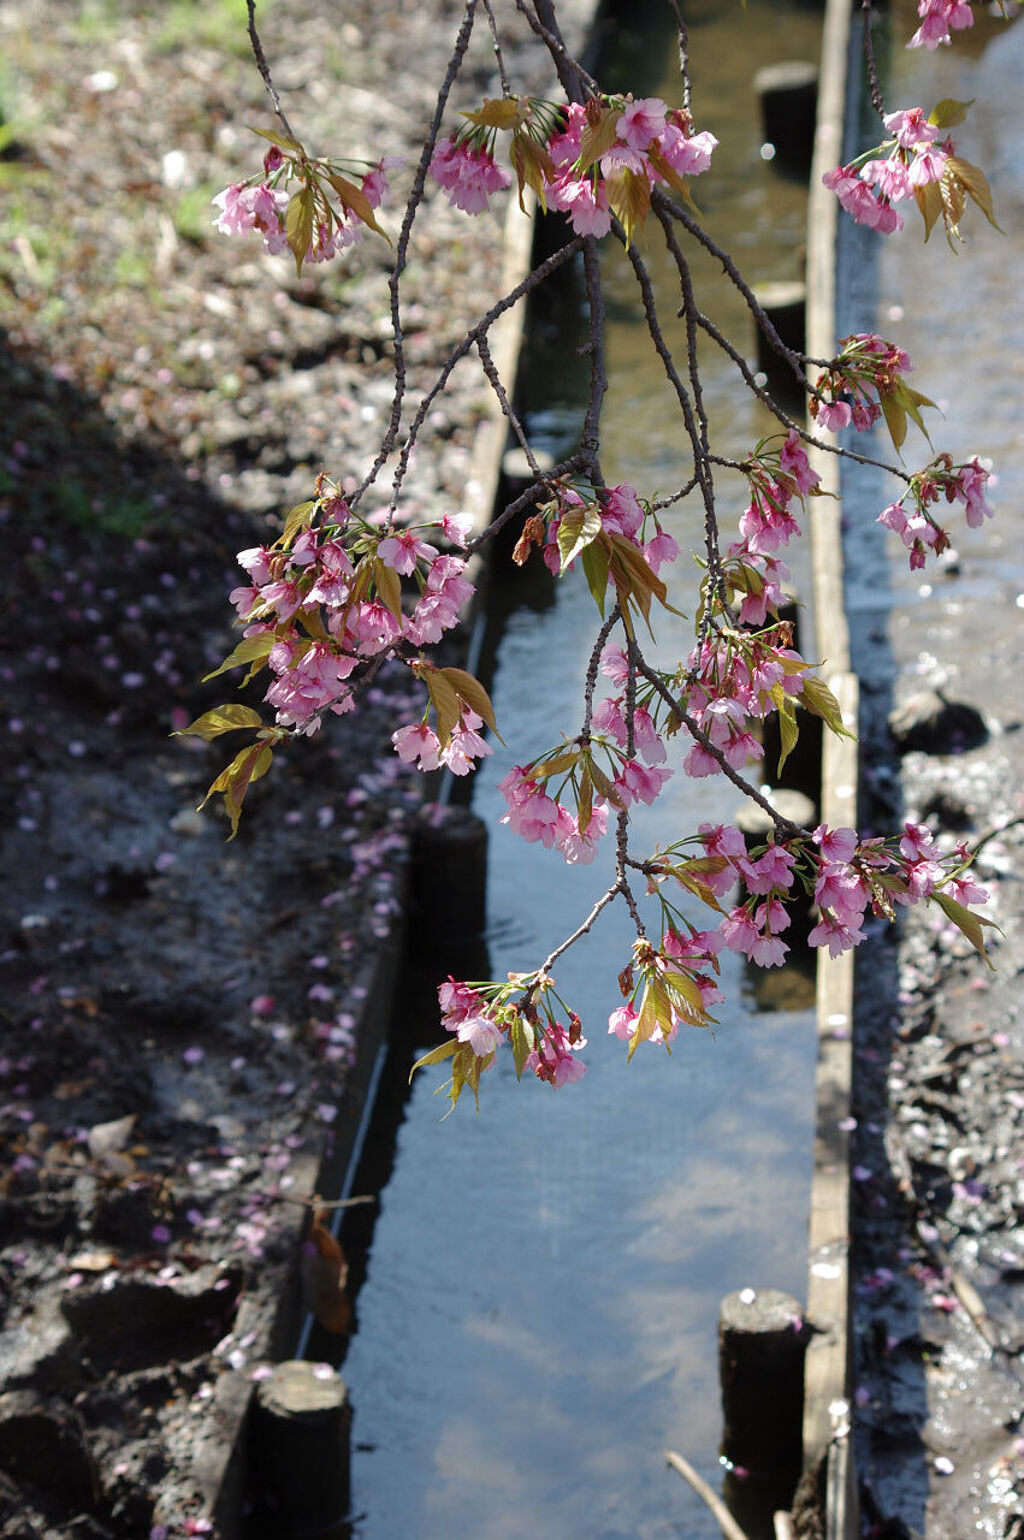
[751, 280, 807, 404]
[719, 1287, 807, 1484]
[410, 803, 488, 949]
[734, 790, 817, 847]
[248, 1360, 351, 1537]
[754, 62, 819, 174]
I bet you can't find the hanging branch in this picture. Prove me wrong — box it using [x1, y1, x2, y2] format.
[196, 0, 1002, 1109]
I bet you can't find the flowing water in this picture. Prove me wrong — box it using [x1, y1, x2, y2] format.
[336, 5, 828, 1536]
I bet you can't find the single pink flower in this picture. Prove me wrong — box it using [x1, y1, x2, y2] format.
[392, 722, 441, 771]
[617, 98, 667, 153]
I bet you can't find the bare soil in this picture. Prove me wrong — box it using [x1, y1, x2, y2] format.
[0, 2, 532, 1534]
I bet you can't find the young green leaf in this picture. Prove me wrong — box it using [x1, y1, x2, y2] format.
[773, 694, 800, 777]
[437, 667, 499, 734]
[250, 126, 304, 155]
[801, 675, 856, 740]
[285, 185, 316, 275]
[462, 97, 522, 131]
[372, 557, 403, 621]
[409, 1038, 459, 1082]
[175, 704, 265, 741]
[276, 500, 316, 550]
[203, 632, 276, 682]
[577, 107, 622, 173]
[557, 502, 603, 572]
[582, 541, 611, 615]
[424, 669, 462, 748]
[605, 167, 651, 247]
[931, 890, 997, 966]
[325, 171, 390, 241]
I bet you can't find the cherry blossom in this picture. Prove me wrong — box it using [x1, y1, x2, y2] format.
[193, 15, 1000, 1114]
[430, 136, 512, 214]
[908, 0, 975, 48]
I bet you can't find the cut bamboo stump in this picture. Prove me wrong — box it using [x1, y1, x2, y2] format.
[719, 1288, 807, 1485]
[248, 1360, 351, 1536]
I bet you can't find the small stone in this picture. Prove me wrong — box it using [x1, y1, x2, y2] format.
[169, 808, 207, 836]
[888, 690, 987, 754]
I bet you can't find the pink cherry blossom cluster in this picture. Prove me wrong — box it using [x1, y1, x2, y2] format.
[811, 333, 913, 434]
[544, 97, 717, 238]
[539, 481, 678, 577]
[498, 764, 611, 865]
[907, 0, 975, 49]
[878, 454, 995, 568]
[429, 135, 513, 213]
[608, 930, 724, 1049]
[429, 94, 716, 238]
[495, 617, 811, 866]
[823, 108, 953, 234]
[393, 708, 492, 777]
[213, 145, 395, 265]
[229, 493, 475, 735]
[677, 627, 806, 779]
[688, 819, 989, 970]
[718, 431, 821, 626]
[437, 978, 588, 1089]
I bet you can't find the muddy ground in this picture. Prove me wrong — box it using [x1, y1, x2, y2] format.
[2, 1, 1023, 1538]
[849, 594, 1024, 1540]
[0, 1, 551, 1534]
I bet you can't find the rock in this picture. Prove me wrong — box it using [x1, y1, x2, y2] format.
[0, 1391, 101, 1517]
[888, 690, 988, 754]
[61, 1269, 242, 1373]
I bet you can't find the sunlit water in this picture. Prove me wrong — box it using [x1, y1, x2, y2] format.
[341, 6, 826, 1536]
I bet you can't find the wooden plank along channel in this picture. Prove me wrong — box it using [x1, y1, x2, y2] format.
[803, 0, 859, 1535]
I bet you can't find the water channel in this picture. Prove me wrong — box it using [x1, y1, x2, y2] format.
[335, 4, 828, 1536]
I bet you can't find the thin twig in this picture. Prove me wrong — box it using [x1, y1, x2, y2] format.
[477, 334, 543, 478]
[515, 0, 598, 102]
[650, 474, 699, 513]
[579, 237, 608, 486]
[384, 236, 584, 510]
[581, 607, 620, 737]
[245, 0, 299, 143]
[352, 0, 480, 512]
[652, 186, 833, 373]
[634, 655, 810, 838]
[861, 2, 887, 123]
[467, 453, 586, 552]
[535, 881, 624, 977]
[649, 207, 726, 613]
[481, 0, 513, 98]
[665, 1450, 753, 1540]
[663, 0, 692, 113]
[271, 1192, 377, 1211]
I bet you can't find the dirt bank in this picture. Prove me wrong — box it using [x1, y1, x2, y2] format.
[0, 0, 586, 1533]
